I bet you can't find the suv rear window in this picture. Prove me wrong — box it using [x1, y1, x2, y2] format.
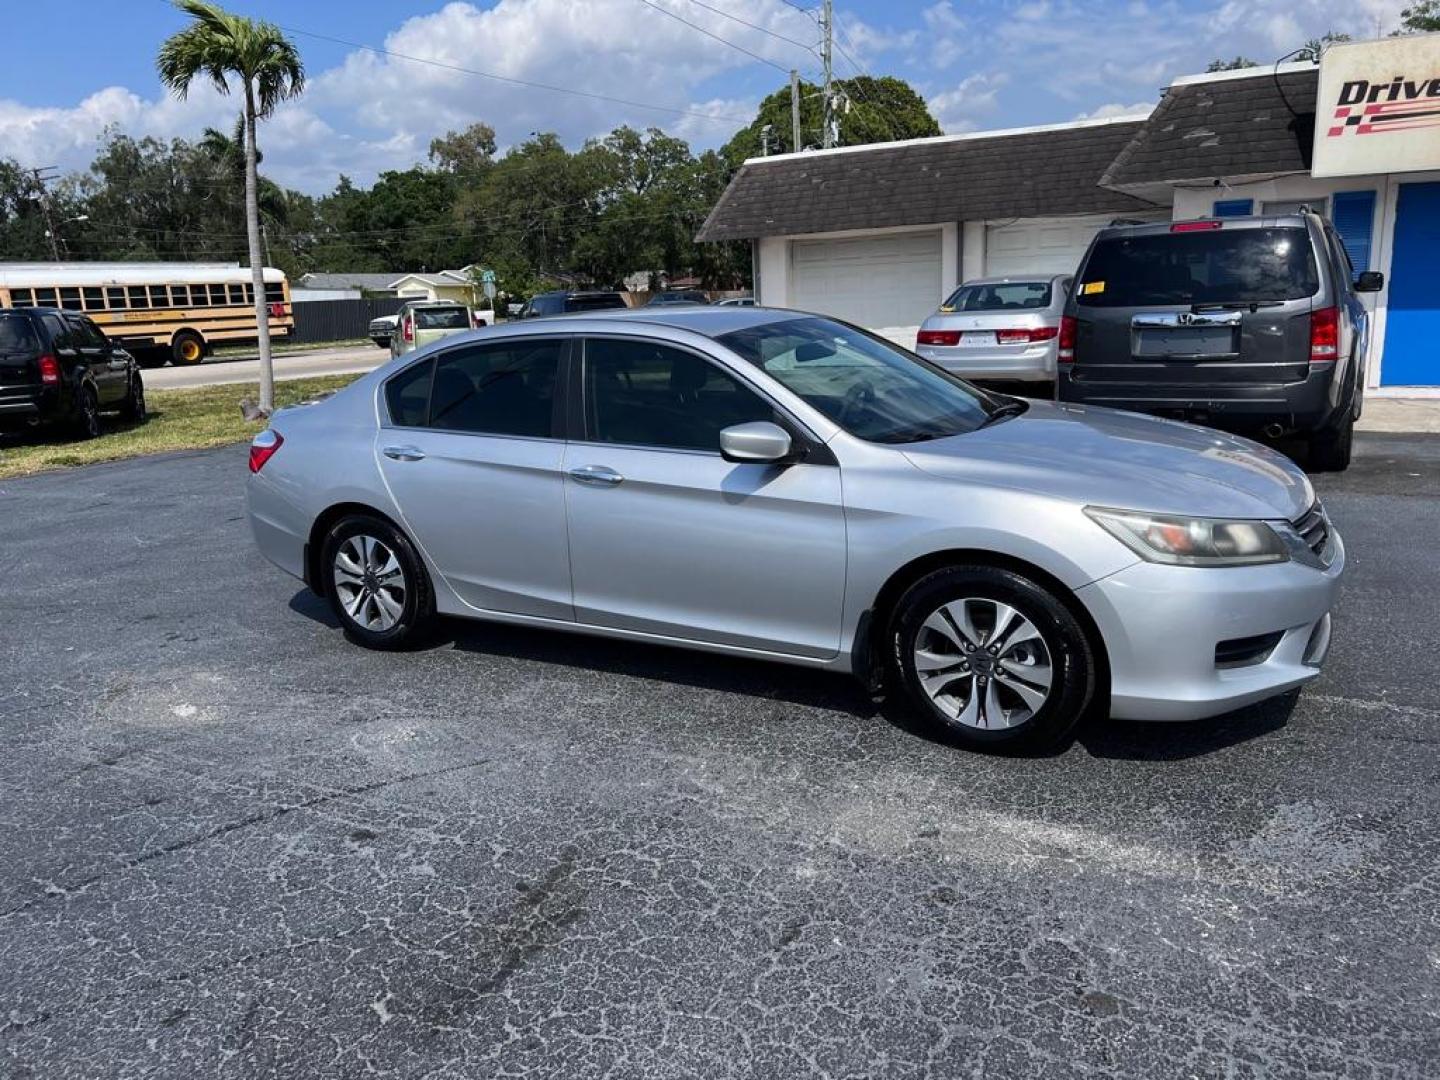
[0, 315, 37, 352]
[1077, 227, 1319, 307]
[942, 281, 1052, 312]
[413, 307, 469, 330]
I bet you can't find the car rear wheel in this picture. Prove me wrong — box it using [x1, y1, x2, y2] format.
[171, 330, 205, 366]
[321, 515, 434, 650]
[888, 566, 1095, 754]
[1308, 412, 1353, 473]
[71, 384, 101, 440]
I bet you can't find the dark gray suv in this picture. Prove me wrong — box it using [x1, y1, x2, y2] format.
[1057, 212, 1384, 471]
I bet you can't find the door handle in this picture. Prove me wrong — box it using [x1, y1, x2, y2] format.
[382, 445, 426, 462]
[568, 464, 624, 487]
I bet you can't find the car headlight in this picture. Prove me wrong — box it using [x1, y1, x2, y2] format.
[1084, 507, 1290, 566]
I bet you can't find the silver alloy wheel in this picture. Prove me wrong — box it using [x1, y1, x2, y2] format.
[913, 597, 1054, 729]
[333, 534, 407, 633]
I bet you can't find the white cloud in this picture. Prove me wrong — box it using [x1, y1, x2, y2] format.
[1074, 101, 1156, 121]
[928, 72, 1010, 133]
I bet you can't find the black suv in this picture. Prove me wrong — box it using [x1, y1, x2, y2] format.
[1058, 212, 1383, 471]
[519, 290, 629, 318]
[0, 307, 146, 439]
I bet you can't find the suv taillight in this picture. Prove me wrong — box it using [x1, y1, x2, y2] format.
[37, 354, 60, 385]
[1309, 307, 1339, 362]
[402, 316, 413, 343]
[248, 429, 283, 474]
[917, 329, 961, 346]
[1058, 316, 1077, 364]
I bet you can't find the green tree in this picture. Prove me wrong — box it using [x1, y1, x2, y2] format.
[723, 75, 941, 165]
[1298, 31, 1350, 62]
[1397, 1, 1440, 31]
[428, 122, 497, 179]
[157, 0, 304, 415]
[1206, 56, 1259, 72]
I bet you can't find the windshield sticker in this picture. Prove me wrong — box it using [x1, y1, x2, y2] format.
[1081, 281, 1106, 295]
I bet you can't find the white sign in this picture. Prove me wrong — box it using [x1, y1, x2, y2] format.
[1312, 35, 1440, 178]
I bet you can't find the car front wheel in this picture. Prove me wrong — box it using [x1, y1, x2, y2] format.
[888, 566, 1096, 753]
[321, 515, 435, 649]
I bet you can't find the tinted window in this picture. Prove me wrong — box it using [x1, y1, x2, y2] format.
[413, 307, 469, 330]
[1077, 228, 1320, 306]
[567, 293, 627, 312]
[385, 358, 433, 427]
[585, 338, 776, 451]
[430, 339, 562, 437]
[65, 316, 105, 348]
[39, 313, 69, 348]
[0, 315, 37, 352]
[528, 295, 561, 316]
[718, 317, 997, 444]
[941, 281, 1053, 311]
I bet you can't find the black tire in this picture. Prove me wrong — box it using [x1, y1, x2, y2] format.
[887, 566, 1096, 754]
[321, 514, 435, 650]
[70, 384, 101, 440]
[171, 329, 205, 366]
[1308, 412, 1353, 473]
[120, 373, 147, 423]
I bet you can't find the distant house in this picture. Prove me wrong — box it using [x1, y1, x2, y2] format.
[291, 272, 410, 302]
[387, 267, 480, 306]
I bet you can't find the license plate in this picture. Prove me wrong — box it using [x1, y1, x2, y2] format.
[961, 331, 996, 347]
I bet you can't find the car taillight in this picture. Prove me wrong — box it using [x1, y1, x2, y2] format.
[1171, 220, 1223, 232]
[37, 354, 60, 385]
[996, 326, 1060, 344]
[402, 317, 414, 343]
[248, 429, 283, 474]
[1309, 306, 1339, 362]
[1058, 315, 1077, 364]
[268, 302, 286, 319]
[917, 329, 962, 346]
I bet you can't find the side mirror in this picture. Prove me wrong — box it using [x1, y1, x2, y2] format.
[1355, 270, 1384, 293]
[719, 421, 793, 464]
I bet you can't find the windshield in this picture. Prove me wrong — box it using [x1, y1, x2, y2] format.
[569, 294, 628, 312]
[413, 307, 469, 329]
[1078, 228, 1318, 306]
[717, 316, 998, 444]
[942, 281, 1053, 312]
[0, 315, 36, 352]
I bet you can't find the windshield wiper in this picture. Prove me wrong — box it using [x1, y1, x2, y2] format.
[979, 401, 1029, 428]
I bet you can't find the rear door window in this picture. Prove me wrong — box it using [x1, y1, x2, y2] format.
[942, 281, 1052, 311]
[413, 307, 469, 330]
[1078, 228, 1319, 306]
[385, 359, 433, 427]
[429, 339, 563, 437]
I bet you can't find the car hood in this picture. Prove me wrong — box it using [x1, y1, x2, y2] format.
[903, 400, 1314, 521]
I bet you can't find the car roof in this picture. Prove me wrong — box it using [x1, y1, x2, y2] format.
[496, 305, 809, 338]
[956, 274, 1070, 287]
[1095, 213, 1318, 240]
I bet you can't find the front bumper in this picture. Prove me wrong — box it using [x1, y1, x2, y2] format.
[917, 341, 1056, 381]
[1077, 528, 1344, 721]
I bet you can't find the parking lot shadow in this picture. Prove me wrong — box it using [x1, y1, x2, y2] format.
[1078, 689, 1299, 762]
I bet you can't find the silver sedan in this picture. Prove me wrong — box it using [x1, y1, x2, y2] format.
[246, 306, 1342, 753]
[916, 274, 1071, 383]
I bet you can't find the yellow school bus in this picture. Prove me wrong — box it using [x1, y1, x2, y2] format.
[0, 262, 293, 367]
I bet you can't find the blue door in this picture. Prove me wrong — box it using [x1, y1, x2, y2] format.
[1382, 181, 1440, 386]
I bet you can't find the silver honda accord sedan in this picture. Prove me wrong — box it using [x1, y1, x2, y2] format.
[246, 306, 1342, 753]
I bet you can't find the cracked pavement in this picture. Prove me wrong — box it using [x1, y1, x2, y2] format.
[1, 433, 1438, 1078]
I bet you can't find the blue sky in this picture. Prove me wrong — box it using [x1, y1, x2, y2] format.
[0, 0, 1410, 193]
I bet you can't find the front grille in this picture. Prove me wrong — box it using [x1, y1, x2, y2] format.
[1292, 501, 1329, 560]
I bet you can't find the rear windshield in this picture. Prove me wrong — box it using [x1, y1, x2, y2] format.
[941, 281, 1053, 312]
[1077, 228, 1319, 306]
[0, 315, 37, 352]
[568, 294, 628, 312]
[413, 307, 469, 329]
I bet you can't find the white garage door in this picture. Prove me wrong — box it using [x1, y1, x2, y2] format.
[984, 213, 1163, 278]
[790, 230, 942, 336]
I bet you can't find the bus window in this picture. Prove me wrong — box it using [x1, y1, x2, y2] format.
[149, 285, 169, 307]
[208, 284, 227, 305]
[60, 287, 83, 311]
[171, 285, 190, 306]
[227, 284, 245, 305]
[82, 287, 103, 310]
[10, 289, 34, 306]
[106, 286, 127, 309]
[265, 282, 284, 303]
[35, 288, 57, 306]
[127, 286, 149, 309]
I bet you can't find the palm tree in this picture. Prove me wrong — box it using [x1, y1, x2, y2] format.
[157, 0, 303, 416]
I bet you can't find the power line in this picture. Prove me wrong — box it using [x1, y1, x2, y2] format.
[275, 23, 754, 125]
[676, 0, 821, 54]
[634, 0, 792, 74]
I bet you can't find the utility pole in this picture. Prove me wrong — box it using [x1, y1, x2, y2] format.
[31, 167, 62, 261]
[790, 69, 802, 153]
[819, 0, 836, 148]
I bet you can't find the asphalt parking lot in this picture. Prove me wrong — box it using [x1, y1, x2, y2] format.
[2, 433, 1438, 1079]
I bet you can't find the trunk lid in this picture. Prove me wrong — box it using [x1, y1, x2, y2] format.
[1071, 224, 1318, 386]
